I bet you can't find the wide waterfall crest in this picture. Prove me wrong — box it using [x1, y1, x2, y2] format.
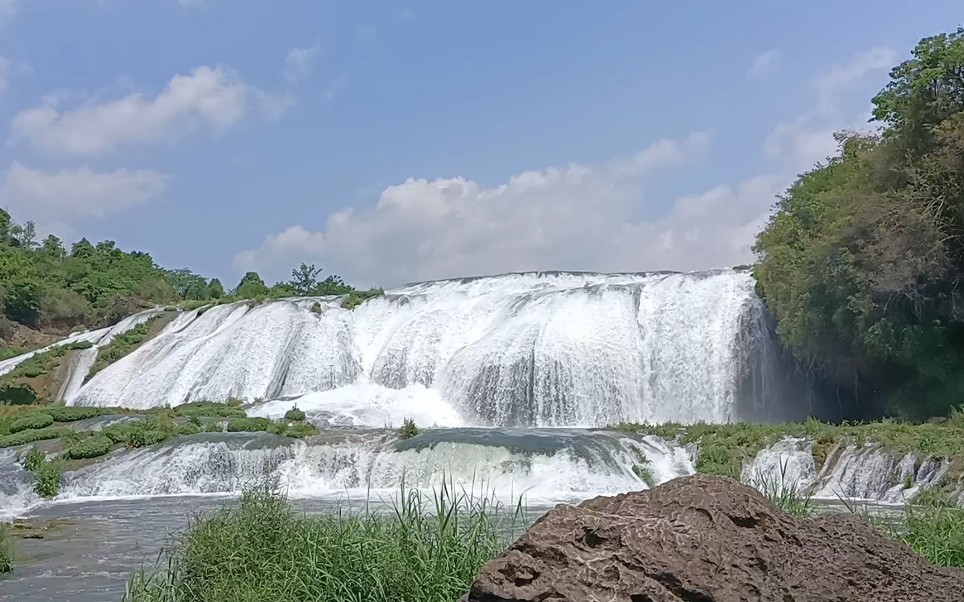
[66, 270, 784, 427]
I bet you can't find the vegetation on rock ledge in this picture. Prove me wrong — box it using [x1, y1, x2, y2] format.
[753, 27, 964, 420]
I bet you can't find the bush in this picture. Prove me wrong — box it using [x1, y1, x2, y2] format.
[283, 407, 305, 422]
[0, 426, 72, 448]
[67, 435, 113, 460]
[9, 413, 54, 434]
[88, 318, 158, 378]
[398, 418, 420, 440]
[45, 406, 114, 423]
[226, 418, 271, 433]
[19, 446, 45, 471]
[282, 423, 318, 439]
[0, 525, 11, 574]
[174, 402, 247, 419]
[33, 458, 64, 499]
[123, 482, 520, 602]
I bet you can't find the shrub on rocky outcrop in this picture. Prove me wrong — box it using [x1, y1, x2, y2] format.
[9, 413, 54, 434]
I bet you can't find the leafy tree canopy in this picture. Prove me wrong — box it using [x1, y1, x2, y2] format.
[754, 27, 964, 420]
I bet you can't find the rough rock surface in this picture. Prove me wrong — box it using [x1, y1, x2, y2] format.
[466, 474, 964, 602]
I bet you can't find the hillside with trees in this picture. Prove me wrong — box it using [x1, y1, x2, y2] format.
[0, 208, 378, 355]
[753, 27, 964, 420]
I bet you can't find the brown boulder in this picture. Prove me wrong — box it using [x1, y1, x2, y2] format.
[466, 474, 964, 602]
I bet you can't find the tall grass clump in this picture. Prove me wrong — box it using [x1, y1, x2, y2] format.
[748, 460, 814, 517]
[125, 479, 522, 602]
[0, 525, 12, 574]
[900, 500, 964, 568]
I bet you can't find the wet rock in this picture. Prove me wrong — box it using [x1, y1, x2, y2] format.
[466, 474, 964, 602]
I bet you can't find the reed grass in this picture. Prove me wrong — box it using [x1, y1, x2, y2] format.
[124, 479, 523, 602]
[0, 524, 12, 574]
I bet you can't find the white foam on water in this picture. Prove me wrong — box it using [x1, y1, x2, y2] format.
[46, 430, 695, 508]
[247, 380, 466, 429]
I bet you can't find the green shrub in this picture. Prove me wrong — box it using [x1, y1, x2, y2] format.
[9, 413, 54, 434]
[901, 504, 964, 568]
[174, 402, 247, 419]
[398, 418, 420, 440]
[226, 418, 271, 433]
[0, 525, 11, 574]
[282, 423, 318, 439]
[123, 482, 521, 602]
[67, 435, 113, 460]
[19, 446, 46, 471]
[283, 406, 305, 422]
[33, 458, 64, 499]
[45, 406, 114, 423]
[0, 426, 72, 448]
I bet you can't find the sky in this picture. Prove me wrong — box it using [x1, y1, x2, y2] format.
[1, 1, 962, 289]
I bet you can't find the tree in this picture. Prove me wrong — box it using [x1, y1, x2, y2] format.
[208, 278, 225, 299]
[164, 269, 209, 300]
[40, 235, 66, 261]
[288, 263, 323, 295]
[235, 272, 269, 299]
[872, 27, 964, 154]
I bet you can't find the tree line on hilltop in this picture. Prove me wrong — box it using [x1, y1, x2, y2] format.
[0, 209, 374, 338]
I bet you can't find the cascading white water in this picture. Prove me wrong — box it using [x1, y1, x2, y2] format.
[51, 429, 695, 506]
[744, 438, 950, 504]
[67, 270, 787, 427]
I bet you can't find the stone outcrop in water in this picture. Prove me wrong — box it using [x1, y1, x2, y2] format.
[465, 474, 964, 602]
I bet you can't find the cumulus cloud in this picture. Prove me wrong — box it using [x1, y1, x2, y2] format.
[234, 45, 902, 288]
[11, 65, 289, 157]
[746, 49, 781, 80]
[284, 45, 320, 84]
[766, 46, 895, 168]
[1, 163, 168, 223]
[232, 131, 770, 287]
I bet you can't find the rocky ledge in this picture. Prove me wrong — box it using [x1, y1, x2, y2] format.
[465, 474, 964, 602]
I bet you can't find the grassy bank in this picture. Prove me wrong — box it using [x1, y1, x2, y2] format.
[612, 418, 964, 482]
[123, 482, 521, 602]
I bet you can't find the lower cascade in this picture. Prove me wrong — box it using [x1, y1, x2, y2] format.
[49, 269, 810, 427]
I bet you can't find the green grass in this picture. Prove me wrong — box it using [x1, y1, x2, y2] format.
[124, 481, 521, 602]
[900, 503, 964, 568]
[0, 525, 12, 574]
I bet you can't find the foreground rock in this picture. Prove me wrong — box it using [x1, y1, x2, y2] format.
[466, 474, 964, 602]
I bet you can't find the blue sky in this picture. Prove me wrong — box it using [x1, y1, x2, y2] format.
[1, 1, 962, 288]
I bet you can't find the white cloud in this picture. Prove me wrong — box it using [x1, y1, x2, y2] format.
[747, 49, 781, 80]
[284, 45, 320, 84]
[233, 132, 765, 287]
[11, 65, 289, 157]
[1, 163, 168, 225]
[765, 46, 895, 168]
[324, 74, 347, 101]
[814, 47, 897, 113]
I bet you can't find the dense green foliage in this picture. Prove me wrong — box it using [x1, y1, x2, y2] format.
[8, 412, 53, 434]
[124, 482, 521, 602]
[225, 417, 271, 433]
[754, 28, 964, 419]
[0, 209, 381, 354]
[31, 456, 64, 499]
[283, 406, 305, 422]
[399, 417, 420, 439]
[66, 435, 113, 460]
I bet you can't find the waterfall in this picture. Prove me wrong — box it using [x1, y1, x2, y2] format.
[49, 429, 694, 506]
[64, 270, 795, 427]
